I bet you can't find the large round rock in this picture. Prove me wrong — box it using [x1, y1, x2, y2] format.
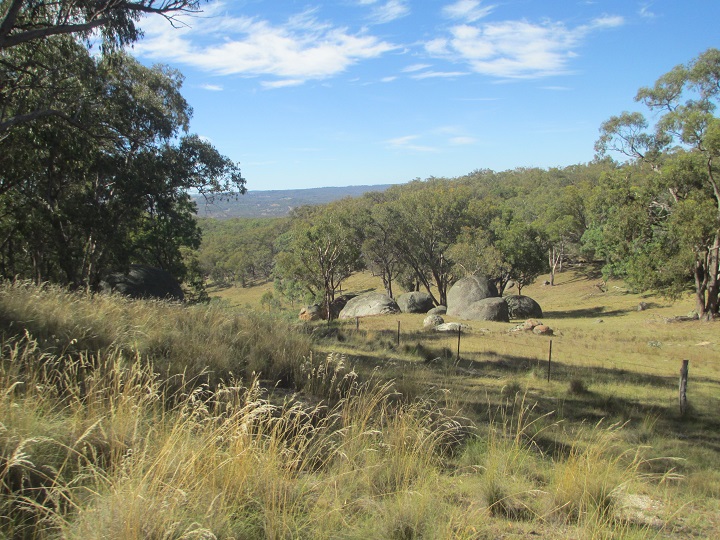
[339, 292, 400, 319]
[460, 297, 509, 322]
[299, 305, 322, 321]
[446, 275, 499, 317]
[504, 295, 543, 319]
[396, 291, 435, 313]
[101, 264, 184, 301]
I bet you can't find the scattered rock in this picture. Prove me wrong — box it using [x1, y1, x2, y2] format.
[665, 313, 699, 323]
[523, 319, 543, 331]
[637, 301, 649, 311]
[427, 305, 447, 315]
[435, 322, 471, 333]
[423, 314, 445, 329]
[396, 291, 435, 313]
[339, 292, 400, 319]
[532, 324, 553, 336]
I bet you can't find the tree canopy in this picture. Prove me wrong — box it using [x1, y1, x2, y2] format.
[0, 0, 243, 295]
[595, 48, 720, 317]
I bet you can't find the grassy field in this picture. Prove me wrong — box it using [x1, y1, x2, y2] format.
[211, 269, 720, 537]
[1, 270, 719, 538]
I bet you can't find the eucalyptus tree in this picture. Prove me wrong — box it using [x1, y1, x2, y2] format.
[353, 191, 405, 298]
[0, 51, 244, 288]
[1, 0, 206, 134]
[449, 205, 547, 295]
[274, 202, 363, 320]
[596, 48, 720, 317]
[388, 179, 472, 306]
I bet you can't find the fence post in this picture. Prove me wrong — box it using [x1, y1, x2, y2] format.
[456, 326, 461, 361]
[356, 317, 359, 331]
[547, 339, 553, 382]
[679, 359, 689, 417]
[397, 321, 401, 346]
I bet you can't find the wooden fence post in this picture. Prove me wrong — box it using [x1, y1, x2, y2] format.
[456, 326, 461, 362]
[547, 339, 553, 383]
[397, 321, 401, 346]
[679, 359, 689, 417]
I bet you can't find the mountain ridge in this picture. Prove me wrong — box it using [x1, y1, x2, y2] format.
[194, 184, 396, 219]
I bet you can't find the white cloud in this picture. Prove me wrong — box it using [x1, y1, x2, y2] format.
[449, 136, 476, 145]
[424, 15, 625, 78]
[369, 0, 410, 24]
[386, 135, 438, 152]
[442, 0, 495, 23]
[411, 70, 469, 79]
[201, 83, 223, 91]
[402, 63, 431, 72]
[639, 3, 657, 19]
[589, 15, 624, 28]
[133, 2, 397, 85]
[262, 79, 305, 89]
[381, 76, 397, 82]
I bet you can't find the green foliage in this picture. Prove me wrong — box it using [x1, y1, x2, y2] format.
[0, 46, 244, 289]
[274, 202, 363, 318]
[197, 217, 288, 287]
[387, 179, 472, 305]
[595, 48, 720, 316]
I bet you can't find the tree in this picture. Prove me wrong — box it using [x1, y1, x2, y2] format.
[0, 51, 244, 288]
[596, 48, 720, 317]
[389, 180, 471, 306]
[355, 193, 405, 298]
[1, 0, 205, 134]
[450, 211, 547, 295]
[274, 203, 362, 320]
[0, 0, 204, 50]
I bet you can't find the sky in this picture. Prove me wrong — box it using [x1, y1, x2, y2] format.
[130, 1, 720, 192]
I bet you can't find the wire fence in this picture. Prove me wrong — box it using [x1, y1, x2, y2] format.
[344, 316, 720, 407]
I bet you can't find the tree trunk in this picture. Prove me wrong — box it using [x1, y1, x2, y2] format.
[694, 259, 707, 318]
[704, 230, 720, 318]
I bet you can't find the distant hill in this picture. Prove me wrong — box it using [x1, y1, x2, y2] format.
[194, 184, 396, 219]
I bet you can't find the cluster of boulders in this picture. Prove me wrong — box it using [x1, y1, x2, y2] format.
[446, 275, 543, 322]
[298, 274, 547, 330]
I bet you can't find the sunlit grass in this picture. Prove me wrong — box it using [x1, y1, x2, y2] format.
[0, 272, 718, 538]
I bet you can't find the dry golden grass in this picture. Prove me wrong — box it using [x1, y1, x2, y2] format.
[0, 274, 718, 538]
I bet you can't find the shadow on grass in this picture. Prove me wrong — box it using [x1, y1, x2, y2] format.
[543, 306, 630, 319]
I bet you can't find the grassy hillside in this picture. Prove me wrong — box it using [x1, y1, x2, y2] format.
[1, 272, 719, 538]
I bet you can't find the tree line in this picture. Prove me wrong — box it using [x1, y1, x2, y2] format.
[1, 3, 718, 319]
[201, 49, 720, 320]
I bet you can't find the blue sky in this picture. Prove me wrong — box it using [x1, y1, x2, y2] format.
[131, 1, 720, 191]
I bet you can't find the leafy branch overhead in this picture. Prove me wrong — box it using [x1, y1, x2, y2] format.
[0, 0, 205, 50]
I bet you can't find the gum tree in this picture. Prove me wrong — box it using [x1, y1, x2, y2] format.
[596, 48, 720, 317]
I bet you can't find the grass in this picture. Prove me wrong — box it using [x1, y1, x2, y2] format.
[0, 269, 718, 538]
